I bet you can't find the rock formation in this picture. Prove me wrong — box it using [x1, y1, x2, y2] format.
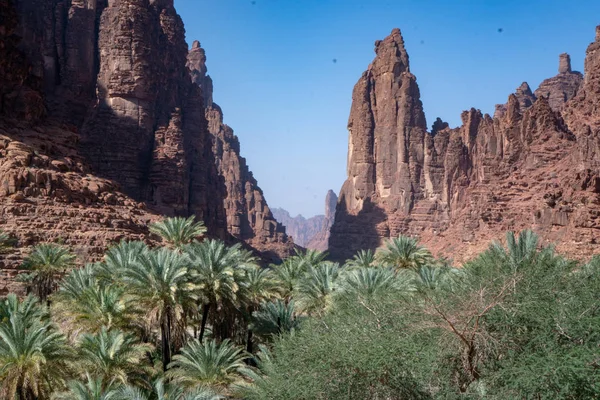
[535, 53, 583, 111]
[330, 27, 600, 263]
[0, 0, 292, 293]
[186, 41, 291, 260]
[272, 190, 338, 251]
[495, 82, 537, 118]
[306, 190, 338, 251]
[271, 209, 325, 248]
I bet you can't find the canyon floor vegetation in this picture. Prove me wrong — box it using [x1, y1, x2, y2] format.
[0, 218, 598, 399]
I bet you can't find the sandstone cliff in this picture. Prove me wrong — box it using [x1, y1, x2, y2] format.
[0, 0, 291, 294]
[330, 27, 600, 263]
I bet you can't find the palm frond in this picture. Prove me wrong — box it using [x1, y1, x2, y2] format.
[150, 217, 207, 248]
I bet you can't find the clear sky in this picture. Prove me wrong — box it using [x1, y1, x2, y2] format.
[176, 0, 600, 218]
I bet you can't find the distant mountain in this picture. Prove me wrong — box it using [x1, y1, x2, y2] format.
[273, 190, 338, 250]
[271, 210, 325, 248]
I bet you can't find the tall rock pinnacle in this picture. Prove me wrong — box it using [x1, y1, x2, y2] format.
[559, 53, 572, 73]
[563, 25, 600, 167]
[331, 28, 428, 259]
[344, 28, 427, 214]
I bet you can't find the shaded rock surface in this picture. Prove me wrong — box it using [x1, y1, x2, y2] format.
[0, 0, 292, 291]
[330, 27, 600, 263]
[495, 82, 537, 118]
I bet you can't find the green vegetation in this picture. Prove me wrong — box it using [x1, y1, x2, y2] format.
[0, 223, 598, 399]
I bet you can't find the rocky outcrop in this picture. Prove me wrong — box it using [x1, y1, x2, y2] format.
[330, 27, 600, 263]
[186, 41, 292, 260]
[306, 190, 338, 251]
[494, 82, 537, 118]
[0, 119, 158, 264]
[534, 54, 583, 112]
[0, 0, 291, 283]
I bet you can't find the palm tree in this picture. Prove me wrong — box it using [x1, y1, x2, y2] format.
[113, 379, 223, 400]
[232, 345, 275, 399]
[496, 230, 544, 272]
[0, 297, 72, 399]
[413, 265, 459, 291]
[185, 240, 245, 343]
[376, 236, 433, 272]
[54, 374, 117, 400]
[239, 266, 279, 353]
[180, 388, 224, 400]
[21, 243, 76, 302]
[345, 249, 376, 269]
[251, 299, 299, 338]
[112, 379, 177, 400]
[0, 294, 44, 324]
[297, 262, 340, 315]
[121, 248, 193, 369]
[77, 328, 151, 386]
[271, 258, 304, 302]
[97, 241, 148, 283]
[293, 248, 327, 270]
[339, 267, 399, 297]
[167, 339, 247, 389]
[150, 217, 207, 249]
[53, 265, 135, 334]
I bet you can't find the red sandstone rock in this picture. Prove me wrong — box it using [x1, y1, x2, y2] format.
[494, 82, 537, 118]
[0, 0, 293, 289]
[330, 27, 600, 264]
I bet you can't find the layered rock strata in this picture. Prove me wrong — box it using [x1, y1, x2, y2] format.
[330, 27, 600, 263]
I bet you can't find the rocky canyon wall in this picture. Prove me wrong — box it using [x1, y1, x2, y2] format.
[0, 0, 292, 291]
[330, 27, 600, 263]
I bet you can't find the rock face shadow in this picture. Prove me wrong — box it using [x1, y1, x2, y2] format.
[328, 195, 388, 262]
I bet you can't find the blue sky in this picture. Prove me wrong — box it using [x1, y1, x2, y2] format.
[176, 0, 600, 218]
